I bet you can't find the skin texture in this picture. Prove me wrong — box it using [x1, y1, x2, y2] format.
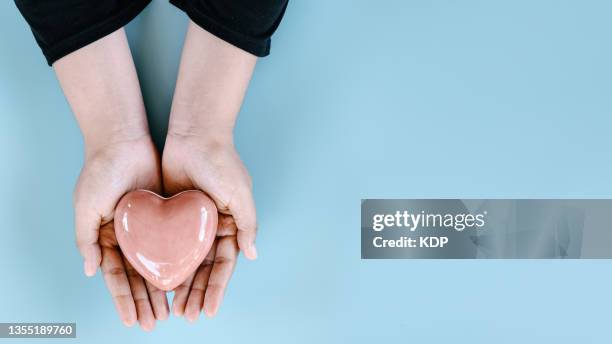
[54, 29, 168, 330]
[162, 21, 258, 321]
[54, 20, 258, 327]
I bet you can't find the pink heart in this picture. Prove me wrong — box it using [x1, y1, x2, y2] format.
[114, 190, 218, 291]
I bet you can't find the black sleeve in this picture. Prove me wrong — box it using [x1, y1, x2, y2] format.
[15, 0, 288, 66]
[170, 0, 288, 57]
[15, 0, 151, 66]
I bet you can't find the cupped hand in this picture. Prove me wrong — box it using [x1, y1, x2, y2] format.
[161, 133, 257, 321]
[73, 136, 168, 330]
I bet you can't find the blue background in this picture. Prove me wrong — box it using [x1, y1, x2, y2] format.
[1, 0, 611, 342]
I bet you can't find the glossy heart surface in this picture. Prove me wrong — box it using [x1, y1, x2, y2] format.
[114, 190, 217, 291]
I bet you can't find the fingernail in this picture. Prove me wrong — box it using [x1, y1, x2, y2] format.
[156, 308, 169, 321]
[122, 317, 136, 327]
[172, 303, 183, 317]
[84, 261, 96, 277]
[204, 304, 217, 318]
[140, 320, 155, 332]
[249, 243, 257, 260]
[246, 244, 258, 260]
[185, 311, 199, 323]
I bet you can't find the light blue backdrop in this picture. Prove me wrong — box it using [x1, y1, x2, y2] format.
[1, 0, 611, 342]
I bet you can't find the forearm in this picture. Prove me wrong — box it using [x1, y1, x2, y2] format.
[53, 28, 150, 158]
[168, 20, 257, 145]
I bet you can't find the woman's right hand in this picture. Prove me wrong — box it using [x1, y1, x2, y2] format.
[73, 136, 168, 330]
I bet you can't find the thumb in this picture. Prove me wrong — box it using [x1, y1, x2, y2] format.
[190, 169, 258, 259]
[227, 188, 258, 260]
[75, 207, 103, 276]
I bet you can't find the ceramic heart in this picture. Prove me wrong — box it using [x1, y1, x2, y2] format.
[114, 190, 217, 291]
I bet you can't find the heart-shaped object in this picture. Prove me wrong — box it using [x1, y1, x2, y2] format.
[114, 190, 217, 291]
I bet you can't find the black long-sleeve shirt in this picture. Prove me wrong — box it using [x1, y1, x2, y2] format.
[15, 0, 288, 65]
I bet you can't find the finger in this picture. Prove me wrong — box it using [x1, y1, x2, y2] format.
[98, 223, 118, 247]
[184, 242, 217, 322]
[228, 189, 257, 260]
[145, 280, 169, 321]
[217, 214, 238, 237]
[123, 258, 156, 331]
[162, 171, 194, 197]
[74, 207, 102, 276]
[172, 273, 195, 317]
[100, 245, 137, 327]
[204, 236, 239, 317]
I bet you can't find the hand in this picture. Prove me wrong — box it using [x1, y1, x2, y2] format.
[52, 28, 170, 329]
[74, 137, 168, 330]
[161, 133, 257, 321]
[158, 19, 258, 321]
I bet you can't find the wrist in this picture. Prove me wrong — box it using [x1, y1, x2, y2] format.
[83, 123, 152, 160]
[166, 113, 235, 148]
